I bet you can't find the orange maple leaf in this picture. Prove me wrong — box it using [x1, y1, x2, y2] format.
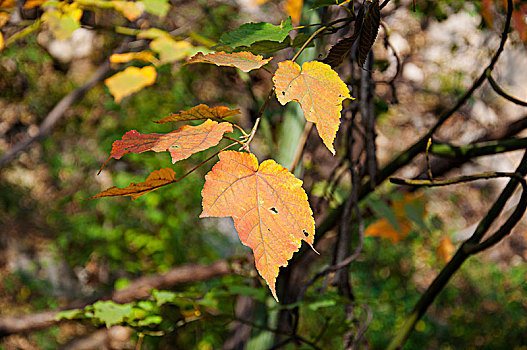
[273, 60, 352, 154]
[200, 151, 315, 301]
[155, 104, 240, 124]
[100, 120, 232, 172]
[91, 168, 176, 200]
[185, 51, 272, 73]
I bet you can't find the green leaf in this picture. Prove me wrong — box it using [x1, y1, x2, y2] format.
[228, 285, 267, 302]
[308, 299, 337, 310]
[54, 309, 83, 320]
[404, 203, 427, 231]
[152, 289, 178, 306]
[140, 0, 169, 17]
[93, 301, 133, 327]
[137, 315, 163, 326]
[218, 17, 293, 50]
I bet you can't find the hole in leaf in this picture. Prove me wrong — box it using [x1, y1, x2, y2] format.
[281, 91, 286, 95]
[303, 230, 309, 237]
[269, 207, 278, 214]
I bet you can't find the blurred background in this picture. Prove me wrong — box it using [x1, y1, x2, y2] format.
[0, 0, 526, 348]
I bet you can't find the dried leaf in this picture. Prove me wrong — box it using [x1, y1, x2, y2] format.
[91, 168, 176, 200]
[155, 104, 240, 124]
[185, 51, 272, 73]
[480, 0, 494, 29]
[0, 0, 15, 10]
[111, 1, 145, 21]
[512, 8, 527, 43]
[357, 0, 380, 68]
[106, 120, 233, 166]
[322, 3, 364, 68]
[285, 0, 303, 25]
[110, 51, 157, 64]
[217, 17, 293, 50]
[104, 66, 157, 103]
[437, 236, 454, 263]
[200, 151, 315, 301]
[273, 60, 351, 154]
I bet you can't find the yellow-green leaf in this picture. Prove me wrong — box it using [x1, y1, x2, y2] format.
[185, 51, 272, 73]
[104, 66, 157, 103]
[273, 60, 351, 154]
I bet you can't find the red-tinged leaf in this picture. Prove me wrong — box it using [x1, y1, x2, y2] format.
[101, 120, 232, 171]
[512, 8, 527, 43]
[480, 0, 494, 29]
[185, 51, 272, 72]
[91, 168, 176, 200]
[273, 60, 352, 154]
[200, 151, 315, 301]
[155, 104, 240, 124]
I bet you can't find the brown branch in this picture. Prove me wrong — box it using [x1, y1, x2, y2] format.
[0, 260, 234, 337]
[0, 39, 133, 169]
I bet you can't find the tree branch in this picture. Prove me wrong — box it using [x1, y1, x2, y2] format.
[387, 151, 527, 350]
[0, 260, 234, 337]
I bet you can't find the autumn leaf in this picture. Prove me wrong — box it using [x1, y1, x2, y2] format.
[110, 51, 157, 64]
[273, 60, 351, 154]
[155, 104, 240, 124]
[101, 120, 233, 171]
[0, 12, 9, 28]
[480, 0, 494, 29]
[200, 151, 315, 301]
[104, 66, 157, 103]
[0, 32, 4, 51]
[23, 0, 44, 9]
[150, 36, 195, 63]
[365, 194, 425, 243]
[285, 0, 303, 25]
[42, 5, 83, 40]
[111, 1, 145, 21]
[91, 168, 176, 200]
[185, 51, 272, 73]
[436, 236, 454, 263]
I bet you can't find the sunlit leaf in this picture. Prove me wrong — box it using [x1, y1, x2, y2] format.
[140, 0, 169, 17]
[200, 151, 315, 301]
[111, 0, 145, 21]
[0, 0, 15, 10]
[105, 119, 232, 165]
[273, 60, 352, 154]
[110, 51, 157, 64]
[285, 0, 303, 25]
[104, 66, 157, 103]
[155, 104, 240, 124]
[91, 168, 176, 200]
[185, 51, 272, 73]
[217, 17, 293, 50]
[0, 32, 4, 51]
[312, 0, 348, 10]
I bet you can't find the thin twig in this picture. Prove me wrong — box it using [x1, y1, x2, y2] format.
[426, 137, 433, 181]
[486, 69, 527, 107]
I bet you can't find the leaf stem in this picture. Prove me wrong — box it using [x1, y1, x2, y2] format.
[242, 87, 275, 151]
[292, 25, 327, 62]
